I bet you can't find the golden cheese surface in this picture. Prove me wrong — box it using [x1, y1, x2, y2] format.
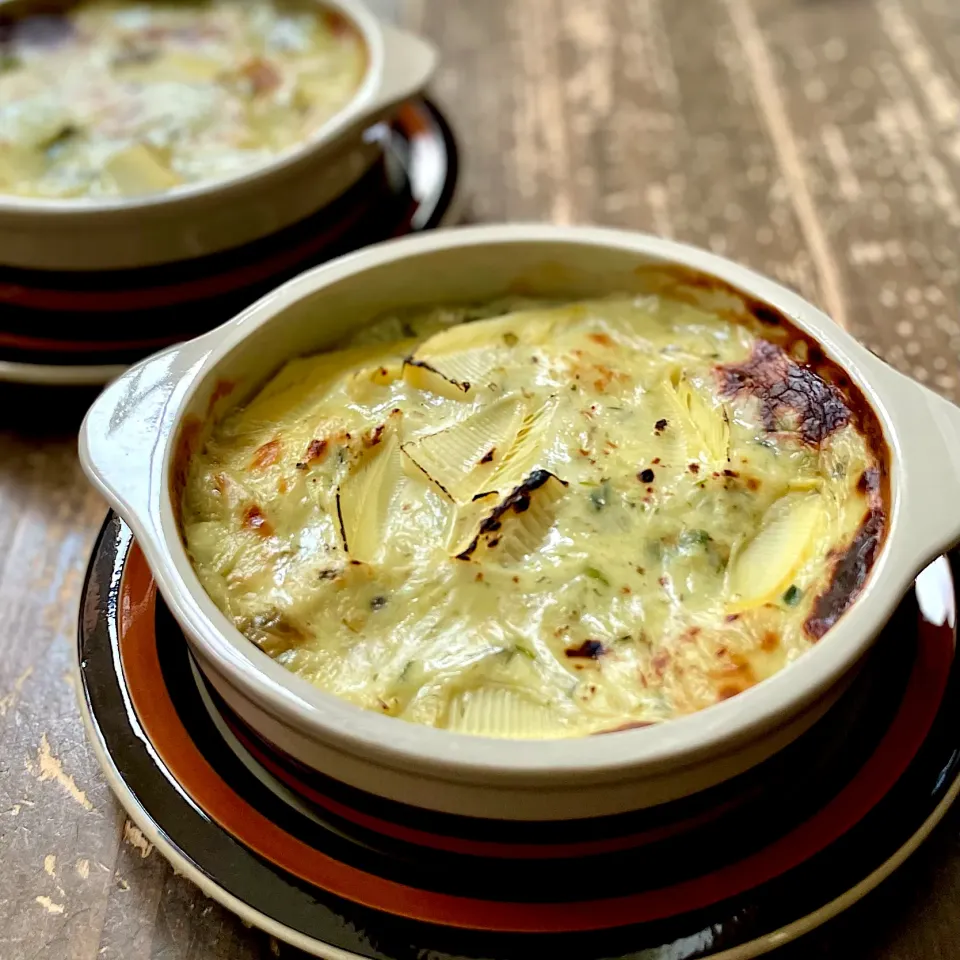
[182, 295, 886, 738]
[0, 0, 365, 198]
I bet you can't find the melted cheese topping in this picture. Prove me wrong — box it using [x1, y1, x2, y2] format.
[0, 0, 365, 199]
[182, 296, 886, 738]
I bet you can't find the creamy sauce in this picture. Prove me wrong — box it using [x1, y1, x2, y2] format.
[0, 0, 365, 198]
[182, 296, 887, 738]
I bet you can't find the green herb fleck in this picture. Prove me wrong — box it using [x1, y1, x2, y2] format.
[514, 644, 537, 660]
[679, 529, 712, 549]
[589, 480, 613, 511]
[782, 584, 803, 606]
[44, 125, 78, 153]
[584, 566, 610, 586]
[503, 331, 519, 346]
[0, 53, 22, 73]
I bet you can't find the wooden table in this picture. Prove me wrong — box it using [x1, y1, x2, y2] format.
[3, 0, 960, 956]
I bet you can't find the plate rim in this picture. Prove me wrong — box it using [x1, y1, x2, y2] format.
[73, 513, 960, 959]
[73, 659, 960, 960]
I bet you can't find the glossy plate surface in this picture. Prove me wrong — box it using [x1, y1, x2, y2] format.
[77, 513, 960, 959]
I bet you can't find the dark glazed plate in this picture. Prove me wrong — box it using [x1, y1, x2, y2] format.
[76, 513, 960, 959]
[0, 98, 460, 385]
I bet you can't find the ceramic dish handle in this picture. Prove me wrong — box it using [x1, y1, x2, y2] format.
[883, 369, 960, 571]
[79, 335, 215, 543]
[368, 23, 439, 115]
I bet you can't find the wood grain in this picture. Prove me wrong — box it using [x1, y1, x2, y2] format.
[3, 0, 960, 956]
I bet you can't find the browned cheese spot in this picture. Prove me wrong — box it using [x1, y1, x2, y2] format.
[242, 504, 273, 536]
[760, 631, 780, 652]
[241, 56, 281, 95]
[297, 438, 329, 470]
[250, 438, 281, 470]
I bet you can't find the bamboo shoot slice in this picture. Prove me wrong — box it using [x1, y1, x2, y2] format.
[482, 396, 559, 496]
[345, 360, 404, 402]
[105, 143, 180, 196]
[414, 309, 559, 356]
[402, 354, 498, 400]
[0, 144, 44, 191]
[336, 432, 403, 563]
[401, 395, 525, 502]
[727, 493, 823, 611]
[225, 341, 414, 440]
[115, 51, 223, 83]
[615, 386, 689, 467]
[446, 687, 565, 739]
[664, 375, 730, 464]
[401, 309, 559, 400]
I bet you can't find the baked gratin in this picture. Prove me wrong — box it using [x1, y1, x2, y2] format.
[181, 293, 888, 738]
[0, 0, 365, 198]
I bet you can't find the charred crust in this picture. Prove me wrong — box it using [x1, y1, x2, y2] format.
[717, 339, 851, 445]
[455, 469, 568, 560]
[638, 468, 655, 483]
[565, 639, 606, 659]
[805, 509, 884, 639]
[301, 438, 329, 468]
[634, 262, 889, 471]
[364, 424, 385, 448]
[857, 467, 881, 495]
[480, 448, 496, 464]
[335, 492, 348, 553]
[403, 357, 471, 394]
[751, 304, 780, 327]
[654, 418, 668, 433]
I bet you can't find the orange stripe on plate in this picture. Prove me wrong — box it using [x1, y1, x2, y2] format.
[0, 329, 183, 353]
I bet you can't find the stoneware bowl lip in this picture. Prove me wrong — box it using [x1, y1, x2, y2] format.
[79, 222, 960, 787]
[0, 0, 435, 221]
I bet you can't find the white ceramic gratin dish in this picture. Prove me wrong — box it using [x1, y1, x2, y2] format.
[80, 224, 960, 821]
[0, 0, 437, 271]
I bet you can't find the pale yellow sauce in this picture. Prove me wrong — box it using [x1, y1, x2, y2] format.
[182, 296, 884, 738]
[0, 0, 365, 198]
